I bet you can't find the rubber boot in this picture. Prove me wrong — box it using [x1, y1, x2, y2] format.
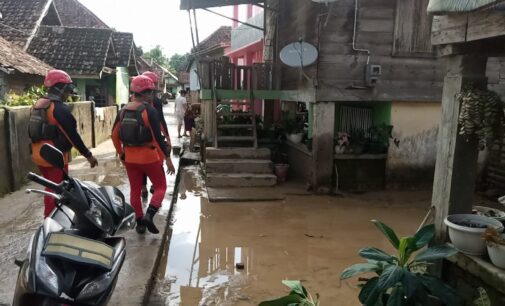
[142, 205, 159, 234]
[135, 218, 146, 234]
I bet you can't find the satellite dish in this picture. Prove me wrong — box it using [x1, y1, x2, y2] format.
[279, 42, 319, 68]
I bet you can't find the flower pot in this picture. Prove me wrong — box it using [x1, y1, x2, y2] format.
[473, 205, 505, 222]
[274, 164, 290, 183]
[286, 133, 303, 144]
[445, 214, 504, 255]
[487, 241, 505, 269]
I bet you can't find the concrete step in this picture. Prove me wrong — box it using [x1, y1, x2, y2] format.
[206, 173, 277, 187]
[218, 124, 254, 129]
[206, 159, 272, 174]
[218, 136, 255, 142]
[206, 147, 271, 160]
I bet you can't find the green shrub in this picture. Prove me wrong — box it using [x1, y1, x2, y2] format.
[1, 86, 47, 106]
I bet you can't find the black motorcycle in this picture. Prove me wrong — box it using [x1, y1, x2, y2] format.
[12, 144, 136, 306]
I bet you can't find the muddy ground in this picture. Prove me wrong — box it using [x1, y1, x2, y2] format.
[149, 166, 437, 306]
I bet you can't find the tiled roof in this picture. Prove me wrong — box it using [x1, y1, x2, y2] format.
[109, 32, 134, 67]
[192, 26, 231, 54]
[53, 0, 108, 29]
[27, 26, 113, 77]
[0, 0, 52, 47]
[0, 36, 52, 75]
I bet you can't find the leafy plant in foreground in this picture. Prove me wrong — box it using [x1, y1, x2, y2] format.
[259, 280, 320, 306]
[340, 220, 461, 306]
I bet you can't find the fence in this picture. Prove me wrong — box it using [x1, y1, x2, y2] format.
[0, 102, 117, 196]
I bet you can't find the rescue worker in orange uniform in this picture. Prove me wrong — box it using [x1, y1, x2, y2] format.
[112, 75, 175, 234]
[140, 71, 171, 199]
[29, 69, 98, 217]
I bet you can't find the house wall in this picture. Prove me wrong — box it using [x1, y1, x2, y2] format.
[116, 67, 130, 106]
[4, 74, 44, 95]
[94, 106, 117, 146]
[274, 0, 444, 102]
[0, 108, 10, 195]
[0, 72, 6, 100]
[387, 101, 440, 187]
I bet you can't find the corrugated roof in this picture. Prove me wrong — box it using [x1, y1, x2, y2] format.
[27, 26, 113, 77]
[0, 36, 52, 75]
[180, 0, 261, 10]
[428, 0, 505, 13]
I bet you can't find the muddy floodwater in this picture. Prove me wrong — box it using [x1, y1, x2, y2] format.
[152, 166, 430, 306]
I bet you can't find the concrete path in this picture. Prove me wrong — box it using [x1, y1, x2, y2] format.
[0, 104, 182, 306]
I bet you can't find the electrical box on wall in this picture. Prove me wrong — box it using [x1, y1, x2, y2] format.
[366, 64, 381, 87]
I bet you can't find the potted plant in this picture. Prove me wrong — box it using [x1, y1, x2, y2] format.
[335, 132, 350, 154]
[367, 124, 393, 154]
[349, 128, 366, 154]
[444, 214, 504, 255]
[482, 228, 505, 269]
[282, 117, 304, 144]
[341, 220, 461, 306]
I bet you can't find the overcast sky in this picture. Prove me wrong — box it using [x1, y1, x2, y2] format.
[79, 0, 232, 57]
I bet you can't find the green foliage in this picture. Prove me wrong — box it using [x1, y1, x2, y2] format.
[341, 220, 461, 306]
[169, 53, 190, 73]
[143, 45, 172, 71]
[458, 86, 505, 150]
[1, 86, 47, 106]
[259, 280, 320, 306]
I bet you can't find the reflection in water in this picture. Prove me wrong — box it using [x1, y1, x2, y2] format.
[158, 167, 429, 306]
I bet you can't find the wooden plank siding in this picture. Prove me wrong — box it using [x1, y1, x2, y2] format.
[275, 0, 444, 102]
[431, 11, 505, 45]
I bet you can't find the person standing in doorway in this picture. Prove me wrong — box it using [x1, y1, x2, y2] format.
[141, 71, 172, 199]
[112, 75, 175, 234]
[175, 90, 187, 138]
[29, 69, 98, 218]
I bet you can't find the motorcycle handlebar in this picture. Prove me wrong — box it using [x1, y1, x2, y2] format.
[27, 172, 63, 193]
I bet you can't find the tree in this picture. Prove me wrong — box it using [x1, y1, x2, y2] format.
[143, 45, 171, 70]
[169, 53, 191, 73]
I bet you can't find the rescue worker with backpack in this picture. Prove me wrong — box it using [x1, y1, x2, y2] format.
[140, 71, 171, 199]
[29, 69, 98, 218]
[112, 75, 176, 234]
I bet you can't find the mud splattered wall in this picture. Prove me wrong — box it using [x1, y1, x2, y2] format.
[387, 101, 440, 187]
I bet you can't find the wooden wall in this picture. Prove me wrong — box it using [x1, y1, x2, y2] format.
[274, 0, 445, 102]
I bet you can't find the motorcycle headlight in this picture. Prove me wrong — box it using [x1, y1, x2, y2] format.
[36, 256, 59, 295]
[77, 274, 112, 300]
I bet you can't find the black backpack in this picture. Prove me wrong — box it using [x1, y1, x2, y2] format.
[119, 103, 153, 147]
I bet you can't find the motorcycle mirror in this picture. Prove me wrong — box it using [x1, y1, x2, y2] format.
[40, 144, 65, 170]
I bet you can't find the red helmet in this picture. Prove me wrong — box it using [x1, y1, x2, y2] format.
[130, 75, 155, 94]
[142, 71, 159, 85]
[44, 69, 73, 88]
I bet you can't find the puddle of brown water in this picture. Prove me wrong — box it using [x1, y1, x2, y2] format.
[154, 168, 429, 306]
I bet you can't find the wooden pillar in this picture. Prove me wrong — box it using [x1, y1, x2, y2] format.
[433, 54, 488, 242]
[312, 102, 335, 193]
[201, 100, 215, 145]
